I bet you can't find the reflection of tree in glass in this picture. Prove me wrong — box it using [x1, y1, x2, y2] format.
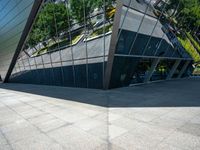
[70, 0, 96, 26]
[155, 0, 200, 62]
[70, 0, 116, 26]
[166, 0, 200, 30]
[27, 3, 70, 50]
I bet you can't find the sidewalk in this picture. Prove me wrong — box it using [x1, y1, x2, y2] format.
[0, 78, 200, 150]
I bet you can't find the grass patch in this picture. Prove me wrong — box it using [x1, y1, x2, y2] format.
[193, 64, 200, 75]
[48, 34, 83, 52]
[32, 34, 83, 56]
[178, 36, 200, 62]
[90, 24, 113, 38]
[186, 32, 200, 53]
[32, 47, 47, 56]
[72, 34, 83, 44]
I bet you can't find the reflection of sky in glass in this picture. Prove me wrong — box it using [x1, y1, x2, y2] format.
[0, 0, 34, 81]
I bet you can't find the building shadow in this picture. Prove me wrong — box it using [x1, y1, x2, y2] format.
[1, 77, 200, 108]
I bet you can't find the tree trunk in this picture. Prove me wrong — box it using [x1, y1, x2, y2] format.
[52, 37, 57, 44]
[33, 46, 38, 51]
[23, 50, 31, 57]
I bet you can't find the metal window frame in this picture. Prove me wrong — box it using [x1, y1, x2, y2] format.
[104, 0, 123, 89]
[166, 59, 181, 80]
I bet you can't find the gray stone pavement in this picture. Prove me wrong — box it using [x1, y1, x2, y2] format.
[0, 78, 200, 150]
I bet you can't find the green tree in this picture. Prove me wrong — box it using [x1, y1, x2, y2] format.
[166, 0, 200, 30]
[95, 0, 116, 21]
[27, 2, 71, 50]
[177, 0, 200, 30]
[37, 3, 71, 41]
[70, 0, 96, 25]
[70, 0, 116, 24]
[165, 0, 184, 17]
[27, 25, 48, 51]
[94, 0, 116, 9]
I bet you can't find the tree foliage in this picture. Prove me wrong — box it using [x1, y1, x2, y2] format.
[166, 0, 200, 30]
[70, 0, 96, 25]
[27, 0, 116, 49]
[27, 3, 70, 48]
[70, 0, 115, 25]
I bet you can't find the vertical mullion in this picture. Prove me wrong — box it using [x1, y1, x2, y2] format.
[51, 0, 65, 86]
[20, 56, 26, 71]
[103, 0, 106, 87]
[166, 59, 181, 80]
[17, 61, 22, 73]
[65, 0, 76, 87]
[144, 58, 160, 83]
[83, 0, 89, 88]
[115, 0, 131, 44]
[142, 1, 168, 56]
[42, 3, 55, 85]
[128, 0, 154, 55]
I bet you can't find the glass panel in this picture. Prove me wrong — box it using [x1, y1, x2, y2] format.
[8, 0, 197, 90]
[130, 58, 154, 84]
[182, 62, 193, 78]
[109, 56, 141, 88]
[0, 0, 34, 81]
[151, 59, 175, 81]
[172, 60, 185, 78]
[9, 0, 117, 89]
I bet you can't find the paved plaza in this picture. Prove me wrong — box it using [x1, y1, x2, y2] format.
[0, 78, 200, 150]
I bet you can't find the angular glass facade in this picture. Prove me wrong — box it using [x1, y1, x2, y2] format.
[106, 0, 195, 89]
[3, 0, 197, 89]
[0, 0, 35, 81]
[9, 0, 115, 89]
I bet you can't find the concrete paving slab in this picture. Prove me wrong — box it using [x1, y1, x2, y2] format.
[108, 125, 128, 140]
[74, 118, 104, 131]
[28, 114, 68, 133]
[0, 132, 7, 145]
[47, 125, 106, 149]
[11, 134, 64, 150]
[0, 144, 12, 150]
[155, 143, 182, 150]
[164, 131, 200, 150]
[88, 124, 108, 141]
[0, 78, 200, 150]
[111, 131, 161, 150]
[3, 126, 41, 143]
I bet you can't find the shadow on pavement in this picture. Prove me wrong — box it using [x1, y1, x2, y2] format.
[1, 77, 200, 108]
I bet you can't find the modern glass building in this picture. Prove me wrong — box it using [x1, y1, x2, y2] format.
[0, 0, 198, 89]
